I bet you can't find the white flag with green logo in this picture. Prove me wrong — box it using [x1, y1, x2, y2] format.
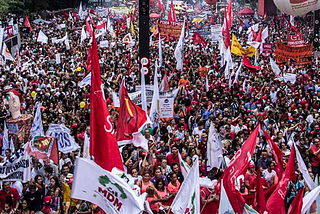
[171, 156, 200, 214]
[71, 158, 147, 214]
[178, 152, 190, 179]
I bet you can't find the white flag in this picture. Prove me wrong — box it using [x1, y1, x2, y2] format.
[69, 12, 73, 21]
[80, 26, 87, 44]
[56, 53, 61, 64]
[207, 122, 223, 171]
[2, 121, 8, 156]
[149, 61, 160, 127]
[141, 69, 147, 112]
[71, 158, 147, 214]
[295, 144, 314, 190]
[65, 33, 70, 50]
[270, 58, 281, 76]
[233, 63, 242, 84]
[2, 43, 14, 61]
[171, 157, 200, 214]
[178, 153, 190, 180]
[79, 1, 83, 20]
[37, 30, 48, 44]
[302, 185, 320, 214]
[261, 26, 268, 42]
[174, 18, 186, 70]
[206, 75, 209, 92]
[9, 137, 15, 153]
[83, 132, 90, 159]
[30, 103, 45, 139]
[78, 72, 91, 88]
[315, 175, 320, 213]
[219, 179, 235, 213]
[107, 18, 115, 38]
[159, 33, 162, 67]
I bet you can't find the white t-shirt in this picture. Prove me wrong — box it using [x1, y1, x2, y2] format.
[262, 169, 276, 185]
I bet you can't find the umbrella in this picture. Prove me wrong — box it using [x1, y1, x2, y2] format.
[150, 13, 161, 18]
[238, 8, 255, 15]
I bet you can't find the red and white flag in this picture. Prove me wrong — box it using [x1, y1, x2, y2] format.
[23, 15, 32, 32]
[266, 147, 296, 213]
[2, 43, 14, 61]
[222, 124, 260, 213]
[227, 0, 233, 28]
[160, 72, 170, 92]
[117, 79, 152, 151]
[90, 32, 124, 172]
[168, 0, 177, 22]
[222, 9, 231, 48]
[25, 136, 58, 164]
[288, 187, 304, 214]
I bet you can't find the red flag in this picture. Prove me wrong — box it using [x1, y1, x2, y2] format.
[222, 9, 230, 48]
[23, 15, 32, 32]
[86, 47, 92, 72]
[254, 167, 267, 213]
[255, 27, 262, 42]
[168, 0, 177, 22]
[126, 53, 131, 75]
[192, 32, 208, 48]
[250, 27, 257, 40]
[266, 147, 296, 213]
[116, 80, 151, 151]
[73, 12, 79, 21]
[288, 187, 304, 214]
[86, 18, 93, 37]
[25, 136, 58, 164]
[227, 0, 233, 28]
[222, 124, 260, 213]
[157, 0, 165, 14]
[243, 56, 261, 70]
[262, 128, 284, 179]
[264, 13, 267, 21]
[161, 72, 170, 92]
[90, 33, 124, 171]
[62, 10, 68, 20]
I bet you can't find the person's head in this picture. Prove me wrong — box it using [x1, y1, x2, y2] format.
[261, 150, 268, 160]
[156, 178, 165, 191]
[171, 162, 179, 173]
[171, 145, 178, 156]
[267, 161, 275, 171]
[44, 166, 53, 178]
[130, 168, 138, 177]
[146, 186, 155, 196]
[144, 129, 150, 138]
[314, 138, 320, 146]
[62, 164, 70, 176]
[50, 176, 59, 188]
[5, 149, 11, 158]
[4, 195, 13, 211]
[2, 181, 10, 193]
[155, 167, 162, 179]
[161, 158, 168, 168]
[4, 88, 23, 119]
[29, 183, 36, 193]
[142, 171, 151, 182]
[21, 199, 29, 210]
[35, 175, 43, 185]
[170, 172, 178, 182]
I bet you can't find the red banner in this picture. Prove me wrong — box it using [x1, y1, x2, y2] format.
[275, 42, 313, 65]
[158, 20, 183, 38]
[287, 31, 305, 46]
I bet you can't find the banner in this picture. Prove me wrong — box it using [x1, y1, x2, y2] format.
[211, 24, 222, 41]
[0, 149, 31, 182]
[158, 20, 184, 38]
[46, 124, 80, 154]
[100, 40, 109, 48]
[159, 98, 174, 118]
[275, 42, 313, 65]
[262, 43, 273, 56]
[287, 31, 305, 46]
[71, 158, 147, 214]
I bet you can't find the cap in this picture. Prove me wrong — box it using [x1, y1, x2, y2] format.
[44, 196, 51, 204]
[249, 161, 255, 168]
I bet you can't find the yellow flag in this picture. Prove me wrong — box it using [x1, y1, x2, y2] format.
[231, 34, 243, 56]
[231, 34, 256, 57]
[131, 21, 135, 36]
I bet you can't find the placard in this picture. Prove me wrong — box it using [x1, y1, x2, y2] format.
[158, 20, 184, 38]
[159, 98, 174, 118]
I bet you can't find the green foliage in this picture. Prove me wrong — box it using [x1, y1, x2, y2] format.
[0, 0, 25, 15]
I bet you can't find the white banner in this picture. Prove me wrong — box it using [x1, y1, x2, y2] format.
[100, 40, 109, 48]
[0, 28, 4, 53]
[211, 24, 222, 41]
[159, 98, 174, 118]
[46, 124, 80, 154]
[0, 150, 31, 183]
[71, 158, 147, 214]
[56, 53, 61, 64]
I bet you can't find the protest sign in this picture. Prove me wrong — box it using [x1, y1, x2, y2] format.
[262, 43, 273, 56]
[158, 20, 184, 38]
[46, 124, 80, 154]
[275, 42, 313, 65]
[287, 31, 305, 46]
[211, 24, 222, 41]
[159, 98, 174, 118]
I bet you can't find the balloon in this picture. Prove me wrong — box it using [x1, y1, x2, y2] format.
[88, 109, 91, 114]
[80, 101, 86, 108]
[273, 0, 318, 16]
[76, 67, 82, 72]
[315, 1, 320, 10]
[31, 91, 36, 98]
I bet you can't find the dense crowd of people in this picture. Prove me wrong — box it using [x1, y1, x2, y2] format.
[0, 1, 319, 214]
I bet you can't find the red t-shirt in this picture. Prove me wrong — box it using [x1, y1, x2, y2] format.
[311, 145, 320, 167]
[244, 172, 256, 186]
[0, 188, 20, 209]
[200, 187, 219, 214]
[167, 153, 179, 167]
